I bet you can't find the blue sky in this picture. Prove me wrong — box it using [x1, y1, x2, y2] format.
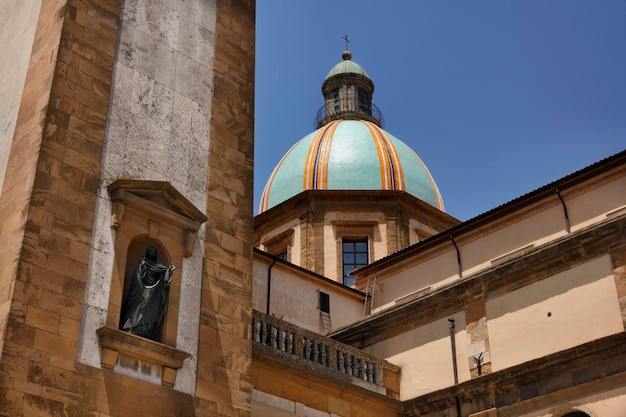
[254, 1, 626, 221]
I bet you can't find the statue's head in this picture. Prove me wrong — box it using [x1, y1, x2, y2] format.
[144, 246, 158, 262]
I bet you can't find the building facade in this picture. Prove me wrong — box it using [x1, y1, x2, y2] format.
[1, 2, 625, 417]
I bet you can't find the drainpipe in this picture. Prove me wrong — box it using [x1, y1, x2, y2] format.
[266, 259, 276, 315]
[449, 234, 462, 278]
[555, 186, 571, 234]
[449, 318, 462, 417]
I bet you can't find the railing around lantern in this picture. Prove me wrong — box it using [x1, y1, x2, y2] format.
[314, 102, 385, 129]
[252, 310, 400, 396]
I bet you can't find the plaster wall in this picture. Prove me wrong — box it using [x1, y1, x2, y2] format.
[460, 203, 566, 277]
[373, 248, 459, 310]
[78, 0, 218, 394]
[372, 172, 626, 311]
[0, 0, 41, 196]
[462, 173, 626, 278]
[486, 255, 623, 371]
[253, 257, 363, 333]
[364, 312, 470, 400]
[567, 174, 626, 232]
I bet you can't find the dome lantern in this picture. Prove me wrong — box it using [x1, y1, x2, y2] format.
[315, 50, 384, 128]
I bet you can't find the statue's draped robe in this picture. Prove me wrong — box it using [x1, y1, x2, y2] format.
[120, 248, 174, 340]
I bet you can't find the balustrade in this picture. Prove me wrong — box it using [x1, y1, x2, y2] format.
[252, 310, 396, 389]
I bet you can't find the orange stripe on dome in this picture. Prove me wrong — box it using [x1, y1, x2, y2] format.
[379, 126, 405, 190]
[363, 122, 391, 189]
[304, 121, 339, 190]
[405, 146, 445, 211]
[303, 125, 328, 189]
[315, 121, 340, 189]
[260, 140, 300, 212]
[362, 121, 404, 191]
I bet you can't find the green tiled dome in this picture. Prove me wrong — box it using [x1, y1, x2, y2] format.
[259, 120, 444, 213]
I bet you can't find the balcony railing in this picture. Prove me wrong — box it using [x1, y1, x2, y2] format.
[314, 101, 385, 129]
[252, 310, 399, 397]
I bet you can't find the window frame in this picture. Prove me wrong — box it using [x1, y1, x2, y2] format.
[332, 221, 376, 287]
[341, 237, 369, 286]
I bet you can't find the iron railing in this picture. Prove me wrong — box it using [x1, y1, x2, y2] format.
[314, 101, 385, 129]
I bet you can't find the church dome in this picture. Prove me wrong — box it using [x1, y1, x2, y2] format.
[259, 119, 444, 213]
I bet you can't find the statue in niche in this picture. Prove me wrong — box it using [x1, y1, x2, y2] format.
[120, 247, 177, 340]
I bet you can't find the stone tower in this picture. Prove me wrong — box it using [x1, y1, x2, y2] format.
[0, 0, 255, 416]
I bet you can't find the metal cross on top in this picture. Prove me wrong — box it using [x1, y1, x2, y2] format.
[343, 34, 350, 50]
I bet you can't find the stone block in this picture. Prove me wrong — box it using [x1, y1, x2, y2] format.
[33, 328, 76, 359]
[76, 42, 113, 78]
[39, 287, 83, 320]
[67, 113, 106, 143]
[44, 251, 87, 282]
[25, 305, 60, 334]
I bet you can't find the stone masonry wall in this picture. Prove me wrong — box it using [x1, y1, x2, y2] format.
[0, 0, 122, 414]
[0, 0, 66, 362]
[0, 0, 256, 415]
[197, 0, 256, 414]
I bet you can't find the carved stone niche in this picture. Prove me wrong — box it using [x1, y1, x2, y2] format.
[98, 179, 207, 387]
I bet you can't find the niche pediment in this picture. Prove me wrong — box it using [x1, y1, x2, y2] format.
[108, 180, 208, 257]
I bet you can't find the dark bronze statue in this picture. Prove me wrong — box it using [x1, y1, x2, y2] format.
[120, 247, 177, 340]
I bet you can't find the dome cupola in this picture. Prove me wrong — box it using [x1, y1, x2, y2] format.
[315, 49, 383, 128]
[259, 50, 444, 214]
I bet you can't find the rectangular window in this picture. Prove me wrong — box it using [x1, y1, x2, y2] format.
[319, 291, 330, 313]
[342, 238, 368, 286]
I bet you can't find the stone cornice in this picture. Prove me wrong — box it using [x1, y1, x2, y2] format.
[254, 190, 460, 234]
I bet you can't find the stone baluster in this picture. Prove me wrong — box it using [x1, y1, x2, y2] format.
[337, 350, 344, 372]
[320, 344, 327, 366]
[259, 321, 267, 344]
[357, 358, 364, 379]
[277, 328, 284, 351]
